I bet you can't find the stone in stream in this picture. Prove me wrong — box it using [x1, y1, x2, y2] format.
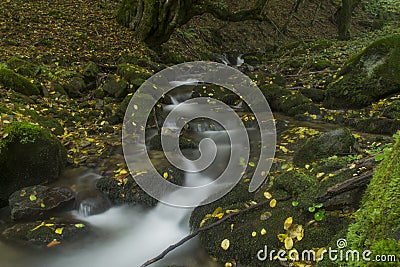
[1, 217, 89, 248]
[75, 189, 111, 217]
[9, 185, 75, 221]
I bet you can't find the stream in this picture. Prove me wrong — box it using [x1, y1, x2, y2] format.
[0, 80, 385, 267]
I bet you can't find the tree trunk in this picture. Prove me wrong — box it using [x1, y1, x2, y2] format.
[337, 0, 358, 40]
[117, 0, 268, 48]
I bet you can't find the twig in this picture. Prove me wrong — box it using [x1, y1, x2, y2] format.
[284, 70, 336, 77]
[140, 195, 291, 267]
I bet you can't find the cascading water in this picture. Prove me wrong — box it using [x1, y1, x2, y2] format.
[0, 79, 259, 267]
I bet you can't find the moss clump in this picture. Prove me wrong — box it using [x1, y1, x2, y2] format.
[117, 63, 152, 84]
[0, 67, 40, 96]
[382, 100, 400, 119]
[293, 128, 355, 167]
[324, 34, 400, 108]
[346, 137, 400, 266]
[6, 57, 40, 77]
[0, 122, 67, 207]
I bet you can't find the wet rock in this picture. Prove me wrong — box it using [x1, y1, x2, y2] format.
[148, 134, 197, 151]
[1, 217, 89, 248]
[102, 74, 128, 98]
[9, 185, 74, 221]
[293, 128, 355, 167]
[0, 122, 67, 207]
[0, 67, 40, 96]
[96, 166, 183, 206]
[325, 34, 400, 108]
[75, 189, 111, 217]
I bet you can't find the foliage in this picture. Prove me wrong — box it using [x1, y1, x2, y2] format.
[346, 136, 400, 266]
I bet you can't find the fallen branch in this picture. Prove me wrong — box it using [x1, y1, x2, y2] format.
[284, 70, 336, 77]
[140, 195, 291, 267]
[316, 172, 373, 203]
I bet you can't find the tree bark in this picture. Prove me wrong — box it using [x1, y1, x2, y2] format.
[117, 0, 268, 48]
[336, 0, 359, 40]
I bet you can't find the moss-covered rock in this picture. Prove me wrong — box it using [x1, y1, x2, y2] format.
[96, 166, 183, 206]
[62, 76, 87, 98]
[346, 137, 400, 266]
[0, 67, 40, 96]
[348, 117, 400, 135]
[102, 74, 128, 98]
[9, 185, 74, 221]
[0, 122, 67, 207]
[382, 100, 400, 119]
[117, 63, 152, 84]
[324, 34, 400, 108]
[6, 57, 40, 77]
[189, 173, 350, 266]
[293, 128, 355, 167]
[1, 217, 89, 248]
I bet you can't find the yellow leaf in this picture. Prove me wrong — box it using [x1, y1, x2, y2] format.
[221, 239, 230, 250]
[74, 223, 85, 228]
[277, 233, 287, 242]
[269, 199, 277, 208]
[261, 228, 267, 235]
[40, 203, 46, 208]
[212, 207, 223, 216]
[31, 222, 45, 231]
[263, 191, 272, 199]
[119, 169, 128, 175]
[284, 217, 293, 230]
[280, 146, 289, 153]
[252, 231, 257, 237]
[29, 194, 37, 201]
[226, 209, 240, 214]
[225, 263, 232, 267]
[44, 223, 54, 227]
[305, 164, 310, 169]
[55, 228, 64, 235]
[248, 162, 255, 167]
[316, 172, 325, 179]
[284, 237, 294, 249]
[163, 172, 169, 179]
[214, 213, 224, 219]
[47, 239, 61, 248]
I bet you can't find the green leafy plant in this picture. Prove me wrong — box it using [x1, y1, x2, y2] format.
[308, 203, 325, 221]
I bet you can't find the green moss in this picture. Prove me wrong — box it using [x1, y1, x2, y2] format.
[325, 34, 400, 108]
[117, 63, 152, 83]
[0, 67, 40, 96]
[0, 122, 44, 149]
[346, 137, 400, 266]
[6, 57, 40, 77]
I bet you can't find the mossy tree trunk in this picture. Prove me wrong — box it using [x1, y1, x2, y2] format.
[336, 0, 359, 40]
[117, 0, 268, 48]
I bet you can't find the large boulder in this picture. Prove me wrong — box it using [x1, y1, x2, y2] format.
[6, 57, 41, 77]
[293, 128, 355, 167]
[0, 122, 67, 207]
[324, 34, 400, 108]
[9, 185, 74, 221]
